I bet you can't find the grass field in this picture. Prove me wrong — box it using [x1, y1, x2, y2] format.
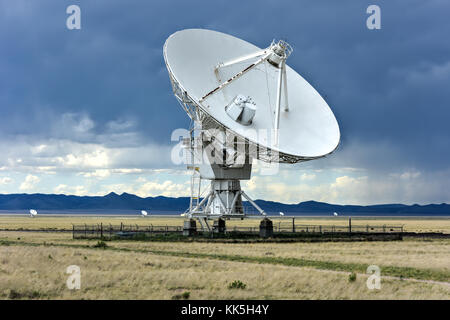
[0, 216, 449, 300]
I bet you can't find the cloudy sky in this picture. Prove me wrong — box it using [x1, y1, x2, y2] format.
[1, 0, 449, 205]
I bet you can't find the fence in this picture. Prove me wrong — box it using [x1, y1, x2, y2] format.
[226, 224, 402, 234]
[273, 222, 403, 234]
[73, 222, 403, 239]
[72, 223, 183, 240]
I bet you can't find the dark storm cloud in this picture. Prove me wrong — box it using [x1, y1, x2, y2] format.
[1, 0, 449, 172]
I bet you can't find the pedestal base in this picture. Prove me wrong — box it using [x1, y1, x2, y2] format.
[213, 218, 226, 233]
[259, 218, 273, 238]
[183, 219, 197, 236]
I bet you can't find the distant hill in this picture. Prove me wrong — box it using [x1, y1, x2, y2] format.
[0, 192, 449, 215]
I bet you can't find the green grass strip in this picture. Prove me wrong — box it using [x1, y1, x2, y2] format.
[143, 249, 450, 283]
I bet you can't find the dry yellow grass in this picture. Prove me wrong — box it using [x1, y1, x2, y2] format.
[0, 215, 449, 300]
[2, 230, 450, 274]
[102, 239, 450, 273]
[1, 244, 449, 300]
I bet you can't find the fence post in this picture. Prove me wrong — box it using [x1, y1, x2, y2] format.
[366, 224, 369, 233]
[349, 217, 352, 233]
[292, 218, 295, 233]
[120, 222, 123, 231]
[84, 224, 87, 238]
[72, 224, 74, 240]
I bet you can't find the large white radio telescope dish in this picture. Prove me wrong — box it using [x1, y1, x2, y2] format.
[164, 29, 340, 222]
[164, 29, 340, 162]
[29, 209, 37, 217]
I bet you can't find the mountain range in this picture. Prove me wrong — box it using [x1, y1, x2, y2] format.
[0, 192, 449, 215]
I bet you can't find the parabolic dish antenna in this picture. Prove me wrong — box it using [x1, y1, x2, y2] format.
[164, 29, 339, 161]
[164, 29, 340, 226]
[141, 210, 148, 217]
[29, 209, 37, 217]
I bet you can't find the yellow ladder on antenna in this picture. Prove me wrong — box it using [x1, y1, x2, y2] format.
[190, 168, 201, 211]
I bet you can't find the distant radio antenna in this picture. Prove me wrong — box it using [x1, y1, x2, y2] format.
[29, 209, 38, 218]
[141, 210, 148, 217]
